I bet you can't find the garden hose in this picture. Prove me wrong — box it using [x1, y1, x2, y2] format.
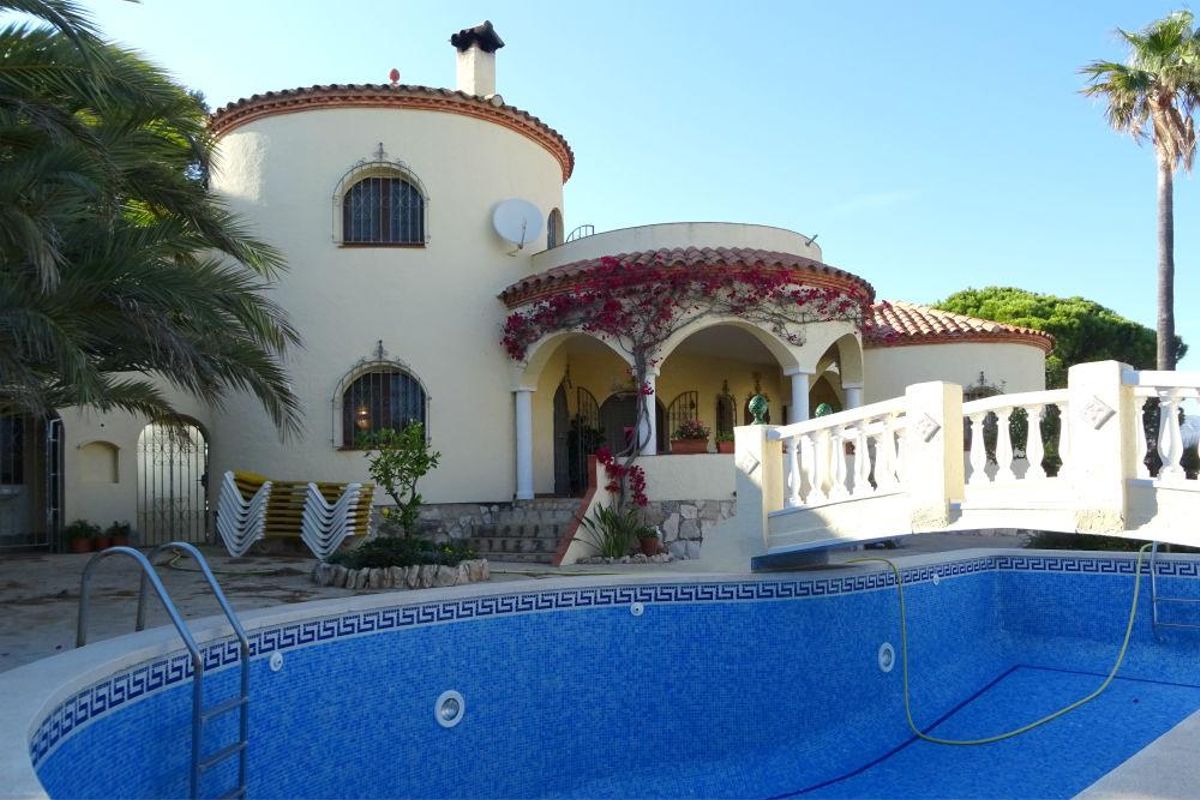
[848, 541, 1151, 746]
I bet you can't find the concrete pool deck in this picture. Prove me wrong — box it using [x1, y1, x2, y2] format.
[0, 529, 1024, 673]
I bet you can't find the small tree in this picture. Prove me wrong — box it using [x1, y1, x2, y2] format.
[359, 423, 441, 538]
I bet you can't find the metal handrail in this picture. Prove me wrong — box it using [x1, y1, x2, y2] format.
[77, 546, 205, 798]
[136, 542, 251, 797]
[79, 543, 252, 799]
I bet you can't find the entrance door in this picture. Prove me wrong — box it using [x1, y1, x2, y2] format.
[552, 384, 570, 495]
[137, 422, 209, 545]
[0, 414, 60, 549]
[599, 393, 667, 454]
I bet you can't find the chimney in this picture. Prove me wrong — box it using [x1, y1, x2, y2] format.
[450, 20, 504, 97]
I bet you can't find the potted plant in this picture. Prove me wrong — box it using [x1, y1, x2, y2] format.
[671, 418, 710, 455]
[716, 431, 734, 454]
[106, 521, 133, 547]
[638, 526, 661, 557]
[65, 520, 99, 554]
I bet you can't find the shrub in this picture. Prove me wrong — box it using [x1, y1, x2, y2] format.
[575, 504, 652, 558]
[328, 537, 476, 570]
[358, 422, 441, 537]
[64, 520, 100, 541]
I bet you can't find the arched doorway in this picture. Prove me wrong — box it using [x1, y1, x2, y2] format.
[599, 393, 666, 455]
[137, 421, 209, 545]
[0, 413, 62, 550]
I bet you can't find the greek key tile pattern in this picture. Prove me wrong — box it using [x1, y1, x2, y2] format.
[28, 553, 1191, 767]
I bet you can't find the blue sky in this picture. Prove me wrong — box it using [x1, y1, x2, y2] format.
[87, 0, 1196, 364]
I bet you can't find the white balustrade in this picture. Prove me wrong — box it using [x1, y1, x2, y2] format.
[1123, 370, 1200, 484]
[961, 390, 1069, 487]
[767, 400, 908, 508]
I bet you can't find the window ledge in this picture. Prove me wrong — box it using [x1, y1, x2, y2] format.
[337, 242, 427, 249]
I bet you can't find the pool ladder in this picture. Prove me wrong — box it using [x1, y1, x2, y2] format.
[77, 542, 251, 800]
[1148, 541, 1200, 631]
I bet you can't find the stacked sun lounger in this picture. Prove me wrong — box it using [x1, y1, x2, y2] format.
[216, 471, 373, 559]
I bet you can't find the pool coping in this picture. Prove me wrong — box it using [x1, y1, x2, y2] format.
[0, 547, 1190, 800]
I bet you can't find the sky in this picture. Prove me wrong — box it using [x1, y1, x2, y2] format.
[82, 0, 1197, 365]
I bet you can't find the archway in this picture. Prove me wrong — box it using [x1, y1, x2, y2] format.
[137, 420, 209, 545]
[599, 393, 666, 455]
[0, 413, 62, 550]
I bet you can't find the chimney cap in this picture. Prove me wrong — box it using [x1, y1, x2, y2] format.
[450, 20, 504, 53]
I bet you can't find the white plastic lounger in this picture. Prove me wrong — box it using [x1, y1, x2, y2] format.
[300, 482, 362, 561]
[216, 471, 272, 557]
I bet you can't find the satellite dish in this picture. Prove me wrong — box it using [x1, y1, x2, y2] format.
[492, 199, 543, 250]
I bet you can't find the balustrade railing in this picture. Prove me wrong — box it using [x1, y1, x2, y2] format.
[961, 389, 1069, 487]
[767, 399, 907, 508]
[1123, 370, 1200, 483]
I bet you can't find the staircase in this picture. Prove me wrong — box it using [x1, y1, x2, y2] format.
[466, 498, 581, 564]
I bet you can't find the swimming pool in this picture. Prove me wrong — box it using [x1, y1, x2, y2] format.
[9, 549, 1200, 799]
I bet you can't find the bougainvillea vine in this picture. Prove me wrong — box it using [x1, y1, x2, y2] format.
[502, 255, 872, 508]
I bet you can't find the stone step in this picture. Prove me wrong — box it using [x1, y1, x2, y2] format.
[467, 536, 559, 555]
[493, 510, 578, 526]
[471, 523, 568, 539]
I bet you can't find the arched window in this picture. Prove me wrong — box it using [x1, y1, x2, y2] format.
[342, 367, 427, 446]
[547, 208, 564, 249]
[342, 176, 425, 245]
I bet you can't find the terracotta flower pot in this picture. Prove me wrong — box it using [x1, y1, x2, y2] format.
[671, 438, 708, 455]
[639, 537, 660, 557]
[69, 538, 93, 554]
[110, 535, 131, 547]
[93, 536, 112, 550]
[717, 441, 734, 454]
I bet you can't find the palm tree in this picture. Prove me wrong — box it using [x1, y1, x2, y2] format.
[1082, 11, 1200, 370]
[0, 3, 303, 433]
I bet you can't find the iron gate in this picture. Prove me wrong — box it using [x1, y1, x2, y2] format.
[0, 414, 60, 549]
[137, 422, 209, 545]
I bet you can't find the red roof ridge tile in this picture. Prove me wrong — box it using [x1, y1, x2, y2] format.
[208, 83, 575, 181]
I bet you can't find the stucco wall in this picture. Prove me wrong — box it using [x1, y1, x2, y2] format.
[638, 455, 736, 501]
[58, 388, 212, 530]
[208, 106, 566, 504]
[863, 342, 1046, 404]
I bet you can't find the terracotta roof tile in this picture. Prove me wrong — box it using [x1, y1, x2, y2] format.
[866, 301, 1054, 352]
[209, 83, 574, 181]
[500, 246, 874, 307]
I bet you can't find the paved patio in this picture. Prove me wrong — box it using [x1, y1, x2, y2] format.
[0, 530, 1025, 673]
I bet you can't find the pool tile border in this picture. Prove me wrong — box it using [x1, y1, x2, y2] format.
[28, 552, 1196, 768]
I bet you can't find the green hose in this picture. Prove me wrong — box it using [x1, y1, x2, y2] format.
[848, 542, 1151, 746]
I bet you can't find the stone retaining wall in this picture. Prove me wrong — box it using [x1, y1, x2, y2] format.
[312, 559, 489, 590]
[641, 499, 735, 560]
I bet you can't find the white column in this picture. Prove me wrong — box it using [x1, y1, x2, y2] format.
[786, 369, 811, 423]
[843, 382, 864, 410]
[639, 372, 657, 456]
[514, 388, 534, 500]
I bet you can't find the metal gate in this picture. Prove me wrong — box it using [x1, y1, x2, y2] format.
[570, 387, 601, 495]
[0, 414, 60, 549]
[137, 422, 209, 545]
[666, 391, 699, 439]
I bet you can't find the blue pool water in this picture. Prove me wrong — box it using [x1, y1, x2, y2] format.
[32, 554, 1200, 798]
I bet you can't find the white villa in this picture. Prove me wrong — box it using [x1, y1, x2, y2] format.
[0, 22, 1054, 560]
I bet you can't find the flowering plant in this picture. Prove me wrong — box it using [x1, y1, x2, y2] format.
[672, 418, 710, 441]
[595, 446, 647, 507]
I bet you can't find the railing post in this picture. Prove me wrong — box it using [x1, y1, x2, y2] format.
[733, 424, 783, 550]
[903, 381, 964, 531]
[1066, 360, 1136, 532]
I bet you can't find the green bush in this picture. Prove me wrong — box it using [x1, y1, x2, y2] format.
[358, 423, 441, 537]
[1026, 530, 1200, 553]
[328, 536, 476, 570]
[64, 519, 100, 541]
